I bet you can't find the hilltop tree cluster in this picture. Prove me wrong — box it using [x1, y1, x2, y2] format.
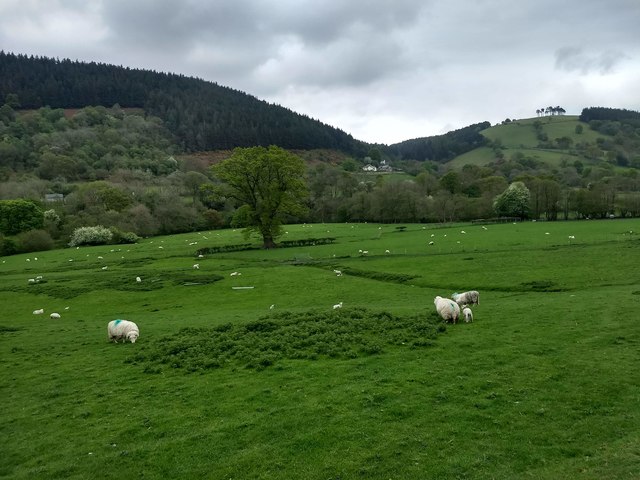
[536, 106, 566, 116]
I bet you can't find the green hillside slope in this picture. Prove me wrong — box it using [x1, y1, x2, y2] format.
[447, 115, 608, 169]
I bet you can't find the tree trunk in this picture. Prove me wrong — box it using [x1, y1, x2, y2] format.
[262, 235, 277, 249]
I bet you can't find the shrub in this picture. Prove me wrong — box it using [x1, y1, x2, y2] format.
[0, 234, 18, 256]
[0, 199, 44, 235]
[68, 225, 113, 247]
[16, 229, 54, 253]
[109, 227, 140, 244]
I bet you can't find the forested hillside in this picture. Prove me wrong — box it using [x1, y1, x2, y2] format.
[388, 122, 490, 162]
[0, 51, 368, 154]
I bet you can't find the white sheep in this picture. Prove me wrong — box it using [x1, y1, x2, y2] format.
[451, 290, 480, 307]
[136, 276, 142, 282]
[462, 306, 473, 323]
[333, 269, 342, 276]
[50, 312, 61, 319]
[434, 296, 460, 324]
[107, 319, 139, 343]
[230, 271, 241, 276]
[193, 264, 200, 269]
[33, 308, 44, 315]
[333, 302, 343, 309]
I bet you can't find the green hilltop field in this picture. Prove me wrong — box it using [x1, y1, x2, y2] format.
[1, 219, 640, 479]
[447, 115, 605, 169]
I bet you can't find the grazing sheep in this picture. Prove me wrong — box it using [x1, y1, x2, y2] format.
[136, 276, 142, 282]
[334, 269, 342, 276]
[434, 296, 460, 324]
[193, 264, 200, 269]
[451, 290, 479, 307]
[462, 306, 473, 323]
[33, 308, 44, 315]
[107, 319, 139, 343]
[50, 312, 61, 319]
[333, 302, 343, 309]
[230, 271, 241, 276]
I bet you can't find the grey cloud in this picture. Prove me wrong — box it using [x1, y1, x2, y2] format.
[555, 46, 628, 75]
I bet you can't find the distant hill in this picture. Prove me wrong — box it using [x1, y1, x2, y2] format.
[446, 112, 640, 170]
[386, 122, 490, 163]
[0, 51, 368, 155]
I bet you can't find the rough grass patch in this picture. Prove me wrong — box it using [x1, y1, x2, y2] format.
[127, 308, 443, 373]
[520, 280, 564, 292]
[0, 325, 23, 334]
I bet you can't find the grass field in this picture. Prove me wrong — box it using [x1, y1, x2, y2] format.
[447, 115, 607, 169]
[1, 219, 640, 479]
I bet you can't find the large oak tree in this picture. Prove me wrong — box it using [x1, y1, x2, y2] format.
[214, 146, 309, 248]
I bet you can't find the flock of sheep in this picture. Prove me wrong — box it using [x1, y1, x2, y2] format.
[434, 290, 479, 324]
[103, 290, 476, 346]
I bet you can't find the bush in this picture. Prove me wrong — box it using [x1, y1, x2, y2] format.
[0, 234, 18, 256]
[109, 227, 140, 244]
[16, 229, 54, 253]
[68, 225, 113, 247]
[0, 199, 44, 235]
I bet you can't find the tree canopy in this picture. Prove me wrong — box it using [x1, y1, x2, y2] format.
[493, 181, 531, 219]
[213, 146, 309, 248]
[0, 199, 43, 235]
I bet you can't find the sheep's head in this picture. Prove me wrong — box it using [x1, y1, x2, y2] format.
[127, 331, 139, 343]
[434, 296, 442, 304]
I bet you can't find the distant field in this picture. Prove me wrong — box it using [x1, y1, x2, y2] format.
[447, 115, 607, 169]
[1, 219, 639, 479]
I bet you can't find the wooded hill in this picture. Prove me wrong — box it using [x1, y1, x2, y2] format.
[0, 51, 368, 155]
[0, 51, 518, 164]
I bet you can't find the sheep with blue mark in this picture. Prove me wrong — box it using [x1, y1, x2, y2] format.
[434, 296, 460, 324]
[107, 319, 139, 343]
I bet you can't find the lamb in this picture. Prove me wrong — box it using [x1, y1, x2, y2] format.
[33, 308, 44, 315]
[451, 290, 479, 307]
[462, 306, 473, 323]
[50, 312, 61, 319]
[107, 319, 140, 343]
[434, 296, 460, 324]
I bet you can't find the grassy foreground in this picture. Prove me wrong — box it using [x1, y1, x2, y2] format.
[1, 219, 639, 479]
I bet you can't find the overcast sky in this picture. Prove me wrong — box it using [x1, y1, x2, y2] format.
[1, 0, 639, 145]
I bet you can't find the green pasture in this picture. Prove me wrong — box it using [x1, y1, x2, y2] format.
[447, 116, 605, 169]
[448, 146, 579, 169]
[1, 219, 640, 479]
